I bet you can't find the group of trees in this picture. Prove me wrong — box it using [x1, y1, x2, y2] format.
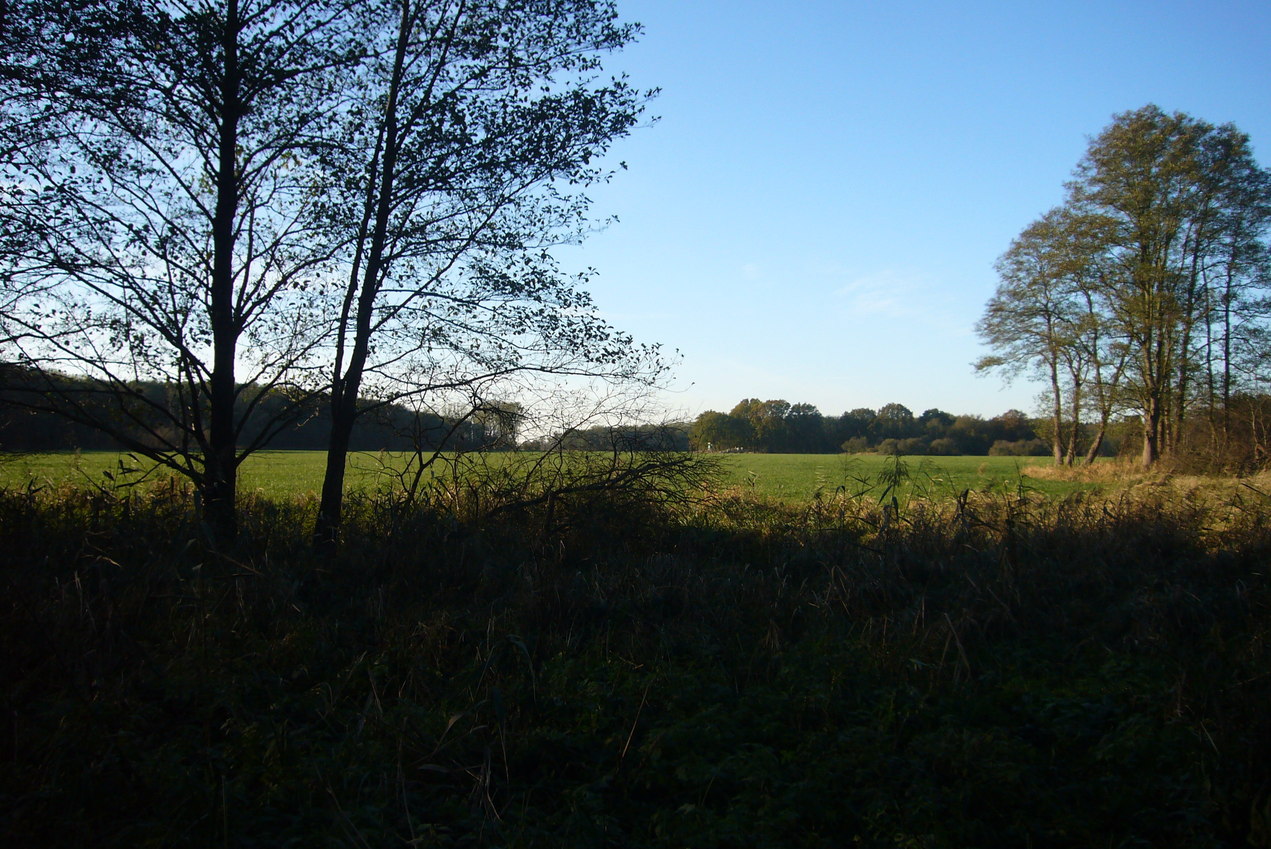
[977, 105, 1271, 469]
[689, 400, 1053, 456]
[0, 0, 659, 542]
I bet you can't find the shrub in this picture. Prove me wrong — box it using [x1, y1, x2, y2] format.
[989, 437, 1049, 456]
[875, 437, 902, 455]
[897, 436, 931, 454]
[840, 436, 869, 453]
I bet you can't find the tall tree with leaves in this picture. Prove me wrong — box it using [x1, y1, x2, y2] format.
[1067, 105, 1270, 465]
[980, 106, 1270, 468]
[976, 207, 1124, 464]
[309, 0, 660, 546]
[1, 0, 364, 537]
[1193, 130, 1271, 454]
[1, 0, 146, 344]
[978, 209, 1083, 464]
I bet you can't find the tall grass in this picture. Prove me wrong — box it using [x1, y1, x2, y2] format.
[2, 468, 1269, 847]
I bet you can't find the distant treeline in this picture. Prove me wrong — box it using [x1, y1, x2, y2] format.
[0, 367, 1153, 459]
[689, 399, 1124, 456]
[0, 366, 517, 453]
[525, 423, 692, 453]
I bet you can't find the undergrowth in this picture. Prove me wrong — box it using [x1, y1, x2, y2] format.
[2, 475, 1270, 847]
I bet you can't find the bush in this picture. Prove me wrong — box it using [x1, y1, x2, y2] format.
[840, 436, 869, 453]
[989, 438, 1049, 456]
[897, 436, 931, 454]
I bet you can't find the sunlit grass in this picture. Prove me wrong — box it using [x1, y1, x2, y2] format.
[713, 452, 1106, 501]
[1, 449, 1107, 503]
[1, 449, 390, 498]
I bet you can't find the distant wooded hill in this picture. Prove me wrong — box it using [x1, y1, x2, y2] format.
[0, 366, 514, 453]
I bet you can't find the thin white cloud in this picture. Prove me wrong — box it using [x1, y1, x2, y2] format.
[835, 268, 931, 317]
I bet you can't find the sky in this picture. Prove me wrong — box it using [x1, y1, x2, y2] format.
[556, 0, 1271, 422]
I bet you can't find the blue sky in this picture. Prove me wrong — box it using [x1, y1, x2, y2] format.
[558, 0, 1271, 421]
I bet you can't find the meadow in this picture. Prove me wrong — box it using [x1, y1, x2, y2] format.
[2, 448, 1269, 847]
[2, 449, 1101, 502]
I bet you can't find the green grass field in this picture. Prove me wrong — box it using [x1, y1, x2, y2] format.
[1, 449, 393, 499]
[712, 452, 1099, 501]
[1, 449, 1101, 502]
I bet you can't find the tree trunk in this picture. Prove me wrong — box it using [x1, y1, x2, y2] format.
[313, 0, 409, 550]
[1064, 373, 1082, 466]
[1141, 398, 1161, 467]
[313, 395, 356, 550]
[205, 0, 243, 542]
[1084, 418, 1108, 465]
[1049, 360, 1064, 465]
[1221, 262, 1234, 451]
[313, 272, 379, 549]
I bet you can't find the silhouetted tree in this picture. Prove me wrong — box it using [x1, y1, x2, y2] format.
[2, 0, 367, 538]
[309, 0, 659, 547]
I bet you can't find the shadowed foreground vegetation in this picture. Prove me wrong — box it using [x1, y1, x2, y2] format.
[3, 469, 1271, 847]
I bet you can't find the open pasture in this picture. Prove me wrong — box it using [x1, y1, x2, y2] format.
[712, 452, 1100, 501]
[2, 450, 392, 499]
[1, 449, 1101, 502]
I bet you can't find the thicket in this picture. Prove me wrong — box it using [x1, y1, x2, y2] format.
[3, 468, 1271, 847]
[692, 394, 1271, 471]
